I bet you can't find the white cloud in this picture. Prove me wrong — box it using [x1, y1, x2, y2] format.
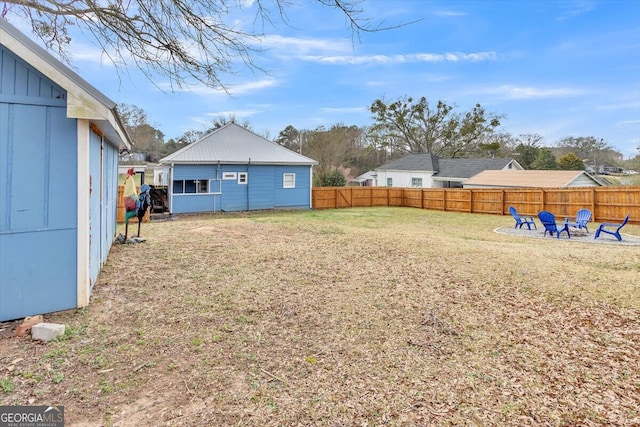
[557, 0, 596, 21]
[433, 10, 467, 17]
[257, 35, 351, 55]
[172, 78, 278, 96]
[300, 51, 496, 65]
[486, 85, 584, 99]
[616, 119, 640, 125]
[596, 101, 640, 111]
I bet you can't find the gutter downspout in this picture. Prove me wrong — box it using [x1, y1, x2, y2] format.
[247, 158, 251, 211]
[169, 164, 174, 214]
[215, 160, 220, 213]
[309, 164, 314, 209]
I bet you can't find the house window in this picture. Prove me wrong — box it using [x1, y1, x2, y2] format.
[172, 179, 210, 194]
[238, 172, 248, 185]
[283, 173, 295, 188]
[196, 180, 208, 193]
[411, 177, 423, 188]
[173, 180, 184, 194]
[223, 172, 237, 180]
[387, 177, 393, 187]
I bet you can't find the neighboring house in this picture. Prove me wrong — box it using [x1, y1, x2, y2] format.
[150, 163, 169, 187]
[463, 170, 603, 188]
[0, 19, 131, 321]
[118, 164, 148, 184]
[160, 123, 317, 213]
[373, 154, 523, 188]
[348, 171, 377, 186]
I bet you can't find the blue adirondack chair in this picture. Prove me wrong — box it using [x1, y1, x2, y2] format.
[594, 214, 630, 241]
[538, 210, 570, 238]
[509, 206, 537, 230]
[565, 209, 592, 232]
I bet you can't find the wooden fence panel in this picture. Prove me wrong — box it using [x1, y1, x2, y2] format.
[470, 189, 504, 215]
[503, 189, 542, 216]
[193, 185, 640, 225]
[444, 189, 471, 213]
[312, 187, 337, 209]
[388, 189, 404, 206]
[371, 188, 390, 206]
[594, 187, 640, 223]
[352, 188, 373, 207]
[336, 188, 352, 208]
[422, 189, 445, 210]
[403, 189, 423, 208]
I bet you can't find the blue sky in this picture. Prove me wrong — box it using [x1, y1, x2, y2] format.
[9, 0, 640, 158]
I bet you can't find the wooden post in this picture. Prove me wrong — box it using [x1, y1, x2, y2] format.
[442, 189, 447, 212]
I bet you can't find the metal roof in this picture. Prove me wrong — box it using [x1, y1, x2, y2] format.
[0, 18, 131, 149]
[160, 123, 318, 165]
[463, 170, 603, 187]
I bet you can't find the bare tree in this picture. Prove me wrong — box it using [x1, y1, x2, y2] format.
[2, 0, 404, 90]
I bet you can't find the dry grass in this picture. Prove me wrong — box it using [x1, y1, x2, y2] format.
[1, 207, 639, 426]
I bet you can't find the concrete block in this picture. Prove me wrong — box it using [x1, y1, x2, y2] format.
[14, 315, 44, 337]
[31, 323, 66, 342]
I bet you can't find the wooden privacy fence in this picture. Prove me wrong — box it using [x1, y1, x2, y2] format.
[117, 186, 150, 224]
[312, 186, 640, 225]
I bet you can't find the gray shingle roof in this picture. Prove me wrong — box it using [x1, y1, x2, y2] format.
[376, 154, 518, 179]
[160, 123, 317, 165]
[376, 154, 439, 171]
[435, 158, 516, 179]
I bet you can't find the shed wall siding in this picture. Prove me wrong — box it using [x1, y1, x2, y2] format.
[1, 45, 80, 321]
[101, 140, 118, 266]
[0, 101, 78, 321]
[89, 129, 102, 286]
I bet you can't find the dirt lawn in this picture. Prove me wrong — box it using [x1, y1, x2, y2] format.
[1, 208, 639, 426]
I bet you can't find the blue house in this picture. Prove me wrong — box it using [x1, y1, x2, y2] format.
[0, 19, 132, 321]
[160, 123, 317, 213]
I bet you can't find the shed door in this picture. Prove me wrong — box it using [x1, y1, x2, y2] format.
[0, 104, 78, 321]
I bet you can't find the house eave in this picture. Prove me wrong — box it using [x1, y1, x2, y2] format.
[161, 160, 317, 166]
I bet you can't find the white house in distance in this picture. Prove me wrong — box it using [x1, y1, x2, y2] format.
[463, 170, 603, 188]
[373, 154, 523, 188]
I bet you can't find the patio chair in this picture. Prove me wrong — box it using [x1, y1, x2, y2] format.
[509, 206, 537, 230]
[538, 210, 570, 238]
[594, 214, 630, 241]
[565, 208, 592, 232]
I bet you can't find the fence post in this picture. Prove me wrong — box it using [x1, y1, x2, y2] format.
[591, 188, 596, 222]
[443, 189, 447, 212]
